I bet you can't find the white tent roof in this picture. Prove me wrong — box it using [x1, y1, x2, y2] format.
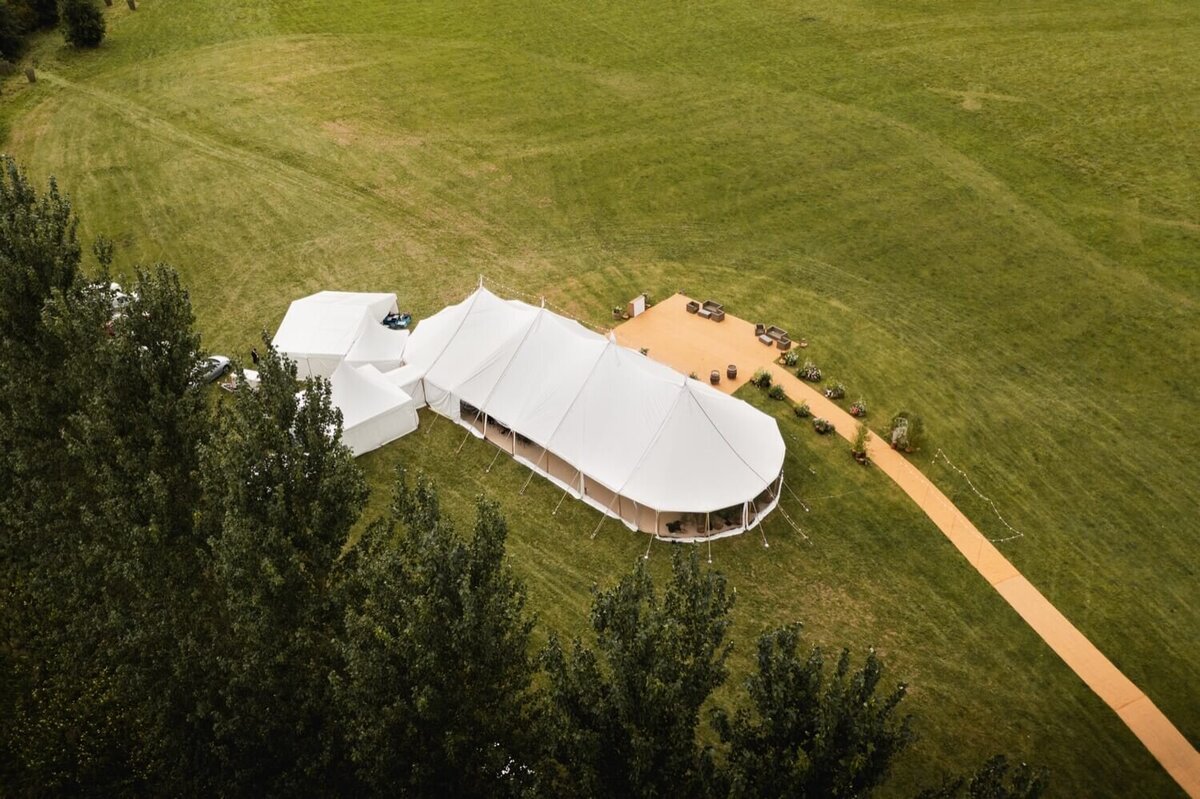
[273, 291, 402, 378]
[345, 321, 409, 368]
[404, 288, 785, 513]
[330, 361, 409, 428]
[329, 362, 418, 455]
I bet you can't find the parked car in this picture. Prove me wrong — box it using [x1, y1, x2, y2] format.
[195, 355, 231, 385]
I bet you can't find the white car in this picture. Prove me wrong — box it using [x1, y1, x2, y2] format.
[196, 355, 231, 385]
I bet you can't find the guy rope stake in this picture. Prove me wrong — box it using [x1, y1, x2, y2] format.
[484, 447, 502, 473]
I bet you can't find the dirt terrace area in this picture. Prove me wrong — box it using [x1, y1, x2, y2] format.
[615, 292, 1200, 798]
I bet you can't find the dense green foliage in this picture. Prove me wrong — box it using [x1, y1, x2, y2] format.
[60, 0, 104, 48]
[0, 0, 60, 60]
[0, 162, 1049, 797]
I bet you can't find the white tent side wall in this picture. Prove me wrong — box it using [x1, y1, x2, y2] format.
[340, 402, 419, 456]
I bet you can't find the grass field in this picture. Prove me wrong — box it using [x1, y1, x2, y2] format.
[2, 1, 1197, 795]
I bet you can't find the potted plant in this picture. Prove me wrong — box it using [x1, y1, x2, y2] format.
[851, 421, 870, 464]
[812, 417, 835, 435]
[823, 381, 846, 400]
[849, 398, 867, 417]
[797, 360, 821, 382]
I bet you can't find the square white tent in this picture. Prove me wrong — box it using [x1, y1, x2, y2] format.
[329, 361, 419, 456]
[400, 287, 786, 541]
[273, 291, 401, 378]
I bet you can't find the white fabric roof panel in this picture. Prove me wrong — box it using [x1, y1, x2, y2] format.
[405, 288, 785, 514]
[273, 291, 403, 378]
[344, 323, 409, 371]
[329, 362, 418, 456]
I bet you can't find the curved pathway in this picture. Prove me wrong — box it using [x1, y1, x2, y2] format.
[615, 293, 1200, 798]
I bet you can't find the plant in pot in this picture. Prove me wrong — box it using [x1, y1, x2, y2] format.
[812, 417, 835, 435]
[781, 349, 800, 367]
[850, 398, 867, 417]
[823, 381, 846, 400]
[851, 421, 870, 464]
[797, 360, 821, 382]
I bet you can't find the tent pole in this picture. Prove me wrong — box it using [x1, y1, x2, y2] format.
[654, 509, 659, 537]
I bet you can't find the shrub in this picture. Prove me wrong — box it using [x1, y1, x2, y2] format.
[688, 371, 698, 380]
[797, 360, 821, 382]
[812, 417, 835, 435]
[850, 398, 867, 417]
[823, 381, 846, 400]
[792, 400, 810, 418]
[749, 368, 772, 389]
[781, 349, 800, 367]
[62, 0, 105, 48]
[889, 410, 924, 453]
[767, 384, 786, 401]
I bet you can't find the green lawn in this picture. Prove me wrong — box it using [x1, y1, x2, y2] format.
[2, 1, 1197, 796]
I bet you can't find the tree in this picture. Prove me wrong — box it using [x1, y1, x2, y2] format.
[23, 0, 59, 28]
[0, 158, 112, 793]
[916, 755, 1049, 799]
[61, 0, 104, 48]
[0, 5, 25, 60]
[714, 624, 914, 799]
[542, 549, 734, 798]
[191, 343, 367, 795]
[335, 471, 541, 797]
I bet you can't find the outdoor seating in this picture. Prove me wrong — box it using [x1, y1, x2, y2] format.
[766, 325, 788, 341]
[686, 300, 700, 314]
[755, 323, 765, 336]
[711, 309, 725, 322]
[777, 336, 791, 350]
[697, 308, 712, 319]
[758, 334, 773, 346]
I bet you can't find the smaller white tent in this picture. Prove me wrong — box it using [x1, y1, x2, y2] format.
[330, 362, 419, 456]
[273, 291, 400, 378]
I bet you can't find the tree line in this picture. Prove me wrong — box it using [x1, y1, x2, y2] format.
[0, 158, 1046, 797]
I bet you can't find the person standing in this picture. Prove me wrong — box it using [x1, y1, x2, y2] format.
[250, 347, 260, 366]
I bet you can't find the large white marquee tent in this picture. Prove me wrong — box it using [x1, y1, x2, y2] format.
[273, 291, 407, 378]
[401, 287, 785, 540]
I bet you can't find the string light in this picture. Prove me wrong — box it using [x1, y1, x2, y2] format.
[933, 448, 1025, 543]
